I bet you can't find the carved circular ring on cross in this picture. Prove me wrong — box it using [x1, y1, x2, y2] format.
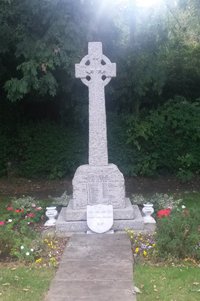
[80, 54, 113, 87]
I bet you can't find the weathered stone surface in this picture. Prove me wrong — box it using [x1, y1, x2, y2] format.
[87, 204, 113, 233]
[46, 281, 135, 301]
[65, 198, 136, 221]
[45, 234, 136, 301]
[56, 212, 88, 233]
[55, 41, 145, 234]
[56, 204, 144, 234]
[57, 260, 131, 280]
[75, 42, 116, 166]
[72, 164, 125, 209]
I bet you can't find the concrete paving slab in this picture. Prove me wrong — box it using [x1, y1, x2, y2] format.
[47, 280, 134, 300]
[45, 233, 136, 301]
[61, 244, 132, 262]
[64, 233, 132, 247]
[57, 260, 132, 280]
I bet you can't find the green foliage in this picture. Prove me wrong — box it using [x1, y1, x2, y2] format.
[107, 113, 136, 175]
[128, 193, 200, 264]
[0, 130, 13, 176]
[126, 98, 200, 178]
[0, 99, 199, 179]
[0, 123, 87, 178]
[17, 123, 87, 178]
[156, 207, 200, 261]
[0, 0, 200, 181]
[1, 0, 87, 102]
[0, 224, 16, 258]
[0, 196, 45, 262]
[0, 196, 66, 266]
[0, 218, 38, 261]
[0, 116, 137, 178]
[1, 0, 200, 113]
[131, 193, 182, 213]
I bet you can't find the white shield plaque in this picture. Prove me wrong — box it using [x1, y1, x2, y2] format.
[87, 204, 113, 234]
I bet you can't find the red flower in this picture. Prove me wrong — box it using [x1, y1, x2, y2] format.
[15, 209, 24, 213]
[0, 221, 5, 226]
[7, 206, 14, 211]
[157, 208, 171, 219]
[26, 213, 35, 218]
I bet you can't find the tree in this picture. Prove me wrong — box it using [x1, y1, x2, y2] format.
[1, 0, 200, 114]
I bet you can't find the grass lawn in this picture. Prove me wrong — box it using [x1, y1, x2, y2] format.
[0, 264, 55, 301]
[134, 264, 200, 301]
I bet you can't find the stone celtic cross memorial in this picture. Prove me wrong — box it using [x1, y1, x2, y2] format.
[56, 42, 144, 233]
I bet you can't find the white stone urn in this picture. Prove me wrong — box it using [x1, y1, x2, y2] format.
[142, 203, 156, 224]
[44, 206, 58, 226]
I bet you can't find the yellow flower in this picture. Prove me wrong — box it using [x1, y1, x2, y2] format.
[35, 258, 42, 263]
[135, 247, 140, 254]
[143, 250, 147, 257]
[152, 244, 156, 247]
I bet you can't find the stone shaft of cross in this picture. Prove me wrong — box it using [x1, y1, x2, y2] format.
[75, 42, 116, 166]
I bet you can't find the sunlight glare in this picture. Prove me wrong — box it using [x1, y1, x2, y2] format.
[135, 0, 163, 7]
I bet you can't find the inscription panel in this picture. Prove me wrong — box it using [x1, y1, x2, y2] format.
[72, 164, 126, 209]
[87, 204, 113, 233]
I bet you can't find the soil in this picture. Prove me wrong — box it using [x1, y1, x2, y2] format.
[0, 175, 199, 199]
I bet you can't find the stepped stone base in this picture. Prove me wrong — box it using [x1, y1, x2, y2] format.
[56, 203, 144, 235]
[65, 198, 135, 221]
[56, 163, 147, 235]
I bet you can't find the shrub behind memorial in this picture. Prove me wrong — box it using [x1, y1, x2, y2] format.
[126, 97, 200, 180]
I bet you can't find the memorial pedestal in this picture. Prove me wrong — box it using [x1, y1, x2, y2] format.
[56, 164, 144, 235]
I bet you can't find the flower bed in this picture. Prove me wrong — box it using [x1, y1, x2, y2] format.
[127, 194, 200, 263]
[0, 196, 67, 266]
[126, 230, 156, 261]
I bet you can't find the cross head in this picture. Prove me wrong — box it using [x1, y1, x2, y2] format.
[75, 42, 116, 86]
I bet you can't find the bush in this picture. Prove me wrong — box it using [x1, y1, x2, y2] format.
[0, 98, 199, 179]
[0, 196, 67, 265]
[0, 116, 137, 178]
[107, 113, 136, 176]
[8, 123, 87, 179]
[126, 97, 200, 179]
[0, 196, 44, 261]
[0, 224, 16, 258]
[155, 207, 200, 261]
[0, 215, 40, 261]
